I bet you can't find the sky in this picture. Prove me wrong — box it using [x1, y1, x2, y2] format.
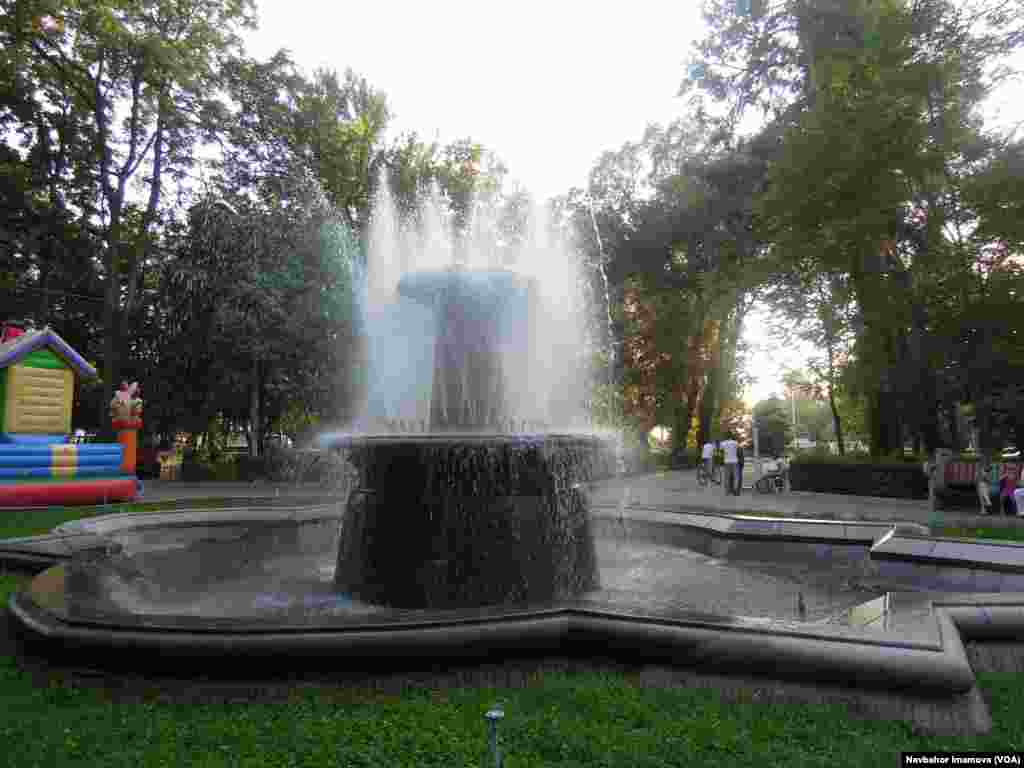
[243, 1, 1024, 408]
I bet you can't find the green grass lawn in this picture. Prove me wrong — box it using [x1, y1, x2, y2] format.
[0, 498, 246, 540]
[3, 505, 1024, 766]
[935, 526, 1024, 543]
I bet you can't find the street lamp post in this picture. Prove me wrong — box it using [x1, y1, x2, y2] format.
[791, 389, 798, 449]
[752, 416, 762, 482]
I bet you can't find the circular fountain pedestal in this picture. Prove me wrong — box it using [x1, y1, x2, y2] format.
[328, 433, 612, 609]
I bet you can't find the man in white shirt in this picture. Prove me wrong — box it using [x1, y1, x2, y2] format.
[720, 433, 739, 497]
[701, 440, 715, 485]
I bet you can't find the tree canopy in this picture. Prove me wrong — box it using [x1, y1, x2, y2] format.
[0, 0, 533, 458]
[561, 0, 1023, 461]
[2, 0, 1022, 469]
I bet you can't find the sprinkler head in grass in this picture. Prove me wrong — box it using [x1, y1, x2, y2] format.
[485, 706, 505, 768]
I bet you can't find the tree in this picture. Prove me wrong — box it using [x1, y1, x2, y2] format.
[679, 0, 1024, 147]
[752, 0, 1024, 459]
[675, 0, 1024, 463]
[292, 66, 391, 232]
[3, 0, 259, 434]
[781, 368, 841, 445]
[752, 397, 793, 457]
[765, 269, 857, 453]
[562, 110, 773, 451]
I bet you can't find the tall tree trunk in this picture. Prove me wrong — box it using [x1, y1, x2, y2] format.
[250, 358, 261, 459]
[948, 400, 961, 451]
[96, 49, 122, 441]
[697, 317, 722, 445]
[883, 388, 903, 455]
[883, 234, 942, 454]
[828, 382, 845, 456]
[258, 364, 267, 457]
[698, 369, 718, 448]
[672, 401, 691, 457]
[868, 383, 903, 457]
[825, 335, 845, 455]
[127, 109, 164, 315]
[99, 236, 122, 441]
[686, 372, 703, 451]
[38, 261, 51, 321]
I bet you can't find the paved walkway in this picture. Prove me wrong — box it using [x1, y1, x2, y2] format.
[587, 471, 972, 526]
[132, 471, 1024, 528]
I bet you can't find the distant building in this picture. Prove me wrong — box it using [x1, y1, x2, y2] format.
[824, 439, 869, 454]
[790, 433, 817, 451]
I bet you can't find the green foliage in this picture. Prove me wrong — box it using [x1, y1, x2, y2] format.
[737, 0, 1024, 456]
[832, 384, 869, 446]
[791, 451, 924, 467]
[2, 0, 520, 446]
[937, 526, 1024, 543]
[752, 397, 792, 457]
[0, 0, 262, 418]
[564, 109, 766, 457]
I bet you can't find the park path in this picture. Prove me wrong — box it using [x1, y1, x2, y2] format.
[587, 470, 1024, 528]
[135, 470, 1020, 528]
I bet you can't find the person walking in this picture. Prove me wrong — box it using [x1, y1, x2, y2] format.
[1002, 463, 1020, 515]
[977, 459, 994, 515]
[721, 433, 739, 497]
[736, 442, 745, 496]
[701, 439, 715, 488]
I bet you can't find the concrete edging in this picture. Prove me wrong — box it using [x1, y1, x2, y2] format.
[53, 503, 344, 537]
[8, 589, 976, 696]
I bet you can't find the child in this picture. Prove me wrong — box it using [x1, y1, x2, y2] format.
[977, 460, 994, 515]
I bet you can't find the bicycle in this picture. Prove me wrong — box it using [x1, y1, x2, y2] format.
[697, 461, 722, 488]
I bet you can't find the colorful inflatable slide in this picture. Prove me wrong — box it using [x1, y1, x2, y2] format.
[0, 324, 139, 506]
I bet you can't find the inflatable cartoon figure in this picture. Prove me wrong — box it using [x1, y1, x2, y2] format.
[110, 381, 144, 475]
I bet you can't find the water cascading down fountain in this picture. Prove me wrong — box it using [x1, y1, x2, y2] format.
[329, 261, 610, 609]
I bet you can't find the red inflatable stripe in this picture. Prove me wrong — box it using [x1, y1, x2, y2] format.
[0, 478, 137, 507]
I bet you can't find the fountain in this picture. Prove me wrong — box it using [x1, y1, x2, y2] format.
[327, 185, 611, 610]
[5, 181, 1021, 736]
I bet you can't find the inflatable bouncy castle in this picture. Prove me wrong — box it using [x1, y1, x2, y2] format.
[0, 324, 139, 506]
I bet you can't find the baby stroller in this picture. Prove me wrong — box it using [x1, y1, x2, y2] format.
[755, 457, 789, 494]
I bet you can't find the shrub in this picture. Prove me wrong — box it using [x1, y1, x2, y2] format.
[668, 447, 700, 469]
[789, 458, 928, 498]
[234, 454, 267, 481]
[791, 451, 924, 467]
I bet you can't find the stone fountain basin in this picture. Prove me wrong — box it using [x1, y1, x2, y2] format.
[6, 501, 1024, 714]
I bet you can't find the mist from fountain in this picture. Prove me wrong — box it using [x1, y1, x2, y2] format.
[348, 178, 592, 435]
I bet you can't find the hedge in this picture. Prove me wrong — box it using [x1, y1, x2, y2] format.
[789, 459, 928, 499]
